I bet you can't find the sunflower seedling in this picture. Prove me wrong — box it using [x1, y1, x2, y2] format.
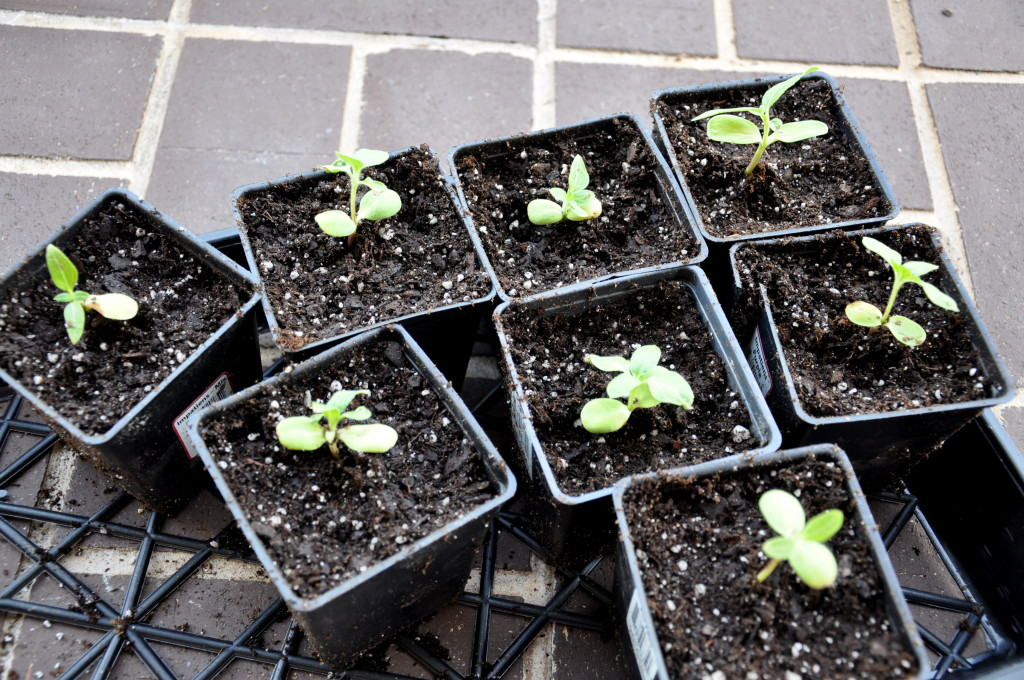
[756, 488, 844, 589]
[527, 154, 603, 225]
[276, 389, 398, 458]
[580, 345, 693, 434]
[47, 244, 138, 345]
[691, 66, 829, 176]
[844, 236, 959, 347]
[315, 149, 402, 245]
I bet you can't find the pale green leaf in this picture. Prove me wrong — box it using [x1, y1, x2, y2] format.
[566, 194, 602, 221]
[917, 281, 959, 313]
[54, 292, 74, 303]
[886, 315, 926, 347]
[276, 416, 327, 451]
[337, 423, 398, 453]
[64, 301, 85, 345]
[645, 376, 688, 407]
[629, 345, 661, 377]
[361, 177, 387, 192]
[802, 509, 844, 543]
[342, 406, 372, 421]
[789, 540, 838, 589]
[762, 66, 819, 113]
[648, 368, 694, 408]
[46, 244, 78, 294]
[584, 354, 630, 373]
[568, 154, 590, 192]
[325, 389, 368, 412]
[690, 105, 762, 122]
[330, 153, 362, 174]
[861, 236, 903, 266]
[769, 117, 783, 131]
[352, 148, 390, 168]
[358, 188, 402, 221]
[606, 372, 641, 400]
[580, 398, 631, 433]
[86, 293, 138, 320]
[315, 210, 357, 238]
[845, 300, 883, 327]
[762, 536, 794, 560]
[527, 199, 565, 225]
[767, 119, 828, 144]
[904, 261, 939, 277]
[759, 489, 806, 538]
[706, 114, 762, 146]
[548, 187, 568, 203]
[628, 382, 661, 410]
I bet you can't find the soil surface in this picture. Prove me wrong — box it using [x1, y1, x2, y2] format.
[623, 456, 919, 679]
[732, 226, 1003, 417]
[453, 116, 701, 298]
[500, 278, 759, 495]
[656, 77, 891, 238]
[0, 198, 249, 436]
[200, 339, 496, 599]
[236, 146, 491, 352]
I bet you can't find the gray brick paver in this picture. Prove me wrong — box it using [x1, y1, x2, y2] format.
[911, 0, 1024, 72]
[556, 0, 716, 56]
[0, 0, 173, 20]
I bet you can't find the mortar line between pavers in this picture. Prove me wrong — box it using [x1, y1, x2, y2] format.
[712, 0, 738, 62]
[533, 0, 557, 130]
[0, 158, 132, 179]
[338, 45, 368, 152]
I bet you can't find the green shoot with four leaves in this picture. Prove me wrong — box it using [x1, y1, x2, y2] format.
[691, 66, 829, 176]
[275, 389, 398, 458]
[757, 488, 844, 589]
[46, 244, 138, 345]
[527, 154, 603, 225]
[315, 149, 402, 244]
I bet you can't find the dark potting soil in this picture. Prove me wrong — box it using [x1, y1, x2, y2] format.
[732, 226, 1000, 418]
[453, 117, 701, 298]
[623, 457, 919, 679]
[501, 279, 758, 495]
[656, 78, 890, 238]
[236, 146, 491, 352]
[0, 199, 248, 436]
[199, 340, 495, 599]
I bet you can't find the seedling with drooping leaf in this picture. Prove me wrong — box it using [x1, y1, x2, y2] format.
[527, 154, 603, 225]
[275, 389, 398, 458]
[844, 236, 959, 347]
[756, 488, 844, 589]
[315, 149, 402, 245]
[691, 66, 829, 176]
[580, 345, 693, 434]
[46, 244, 139, 345]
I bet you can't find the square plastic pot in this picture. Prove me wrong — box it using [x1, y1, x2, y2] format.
[492, 266, 780, 564]
[612, 444, 929, 680]
[728, 223, 1015, 489]
[189, 325, 516, 665]
[0, 189, 262, 513]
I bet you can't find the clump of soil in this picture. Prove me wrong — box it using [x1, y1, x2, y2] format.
[500, 279, 759, 495]
[453, 116, 701, 298]
[0, 197, 250, 435]
[236, 146, 491, 351]
[199, 339, 496, 599]
[656, 77, 891, 238]
[731, 226, 1003, 417]
[623, 456, 919, 679]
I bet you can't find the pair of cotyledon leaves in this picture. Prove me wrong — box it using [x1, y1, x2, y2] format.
[315, 149, 402, 238]
[275, 389, 398, 456]
[527, 154, 603, 225]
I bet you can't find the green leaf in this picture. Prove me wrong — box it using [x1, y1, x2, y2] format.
[769, 117, 783, 131]
[310, 401, 334, 415]
[761, 66, 819, 113]
[568, 154, 590, 192]
[762, 536, 794, 560]
[527, 199, 565, 225]
[337, 423, 398, 453]
[565, 194, 602, 222]
[580, 398, 632, 433]
[886, 315, 926, 347]
[629, 345, 661, 377]
[904, 260, 939, 277]
[845, 300, 883, 327]
[548, 187, 568, 203]
[64, 301, 85, 345]
[645, 376, 690, 407]
[706, 114, 762, 145]
[861, 236, 903, 266]
[352, 148, 390, 168]
[46, 244, 78, 294]
[325, 389, 368, 412]
[606, 372, 641, 400]
[585, 354, 630, 373]
[358, 188, 402, 221]
[85, 293, 138, 320]
[54, 292, 74, 303]
[917, 281, 959, 312]
[767, 119, 828, 144]
[759, 489, 806, 538]
[331, 153, 363, 174]
[789, 540, 838, 589]
[648, 367, 694, 407]
[628, 382, 662, 410]
[276, 415, 327, 451]
[802, 509, 844, 542]
[690, 105, 762, 122]
[315, 210, 357, 238]
[342, 406, 372, 421]
[360, 177, 387, 192]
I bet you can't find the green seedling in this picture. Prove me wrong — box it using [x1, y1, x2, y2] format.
[756, 488, 844, 590]
[580, 345, 693, 434]
[691, 66, 829, 176]
[46, 244, 138, 345]
[844, 236, 959, 347]
[527, 154, 603, 225]
[276, 389, 398, 458]
[315, 149, 402, 245]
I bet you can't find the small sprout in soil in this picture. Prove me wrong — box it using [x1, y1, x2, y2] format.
[275, 389, 398, 458]
[315, 149, 402, 245]
[527, 154, 603, 225]
[580, 345, 693, 434]
[46, 244, 139, 345]
[691, 66, 829, 176]
[844, 236, 959, 347]
[756, 488, 844, 589]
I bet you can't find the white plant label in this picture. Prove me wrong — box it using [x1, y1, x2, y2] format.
[173, 373, 233, 460]
[746, 325, 773, 397]
[627, 588, 658, 680]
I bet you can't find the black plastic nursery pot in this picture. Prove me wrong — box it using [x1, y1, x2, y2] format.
[232, 145, 495, 389]
[492, 265, 780, 565]
[448, 113, 708, 302]
[613, 444, 929, 680]
[0, 189, 262, 513]
[651, 70, 898, 298]
[189, 324, 516, 666]
[728, 223, 1015, 490]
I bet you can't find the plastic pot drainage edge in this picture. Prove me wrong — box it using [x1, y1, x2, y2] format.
[230, 146, 496, 390]
[492, 265, 781, 564]
[188, 324, 516, 666]
[612, 444, 930, 680]
[0, 188, 263, 513]
[447, 112, 709, 304]
[728, 223, 1016, 490]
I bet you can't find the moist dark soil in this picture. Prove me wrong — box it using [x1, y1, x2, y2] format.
[656, 77, 891, 238]
[500, 279, 759, 495]
[453, 116, 701, 298]
[0, 198, 248, 436]
[236, 146, 491, 352]
[199, 339, 495, 599]
[732, 226, 1002, 417]
[623, 456, 919, 679]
